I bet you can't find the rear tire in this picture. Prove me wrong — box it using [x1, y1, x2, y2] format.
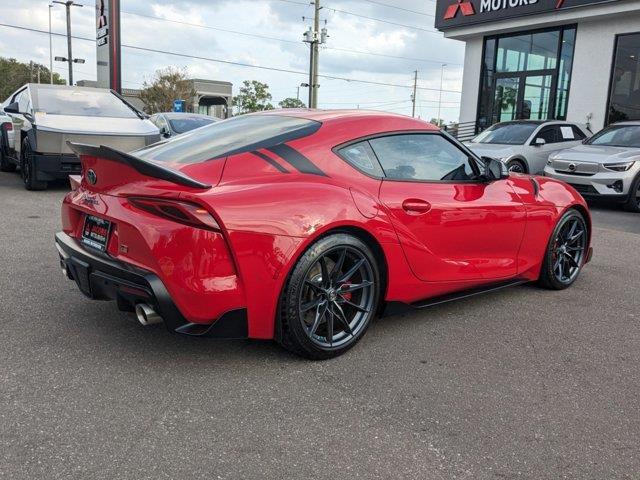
[506, 159, 527, 174]
[622, 174, 640, 213]
[278, 233, 380, 360]
[20, 139, 47, 191]
[538, 208, 588, 290]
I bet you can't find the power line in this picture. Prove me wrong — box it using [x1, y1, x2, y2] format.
[0, 23, 462, 94]
[358, 0, 435, 17]
[42, 0, 458, 66]
[325, 6, 440, 34]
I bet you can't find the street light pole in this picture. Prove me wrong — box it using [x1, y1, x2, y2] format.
[437, 64, 447, 126]
[302, 1, 327, 109]
[48, 4, 53, 84]
[53, 1, 82, 86]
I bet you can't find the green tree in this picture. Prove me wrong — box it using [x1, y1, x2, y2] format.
[430, 118, 446, 127]
[233, 80, 274, 114]
[278, 97, 306, 109]
[139, 67, 196, 114]
[0, 57, 65, 99]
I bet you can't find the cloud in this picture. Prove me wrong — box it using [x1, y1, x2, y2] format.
[0, 0, 464, 121]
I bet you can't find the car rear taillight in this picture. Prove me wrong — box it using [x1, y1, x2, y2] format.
[128, 197, 221, 232]
[1, 122, 12, 131]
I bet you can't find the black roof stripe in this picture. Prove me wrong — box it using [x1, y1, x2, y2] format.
[266, 144, 328, 177]
[251, 151, 290, 173]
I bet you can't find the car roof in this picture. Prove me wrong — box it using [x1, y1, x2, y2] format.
[496, 120, 578, 126]
[251, 108, 440, 130]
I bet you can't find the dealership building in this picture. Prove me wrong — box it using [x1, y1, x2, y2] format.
[434, 0, 640, 137]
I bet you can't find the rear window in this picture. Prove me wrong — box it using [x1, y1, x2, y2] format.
[135, 114, 321, 164]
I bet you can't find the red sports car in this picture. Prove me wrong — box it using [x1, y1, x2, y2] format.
[56, 110, 592, 359]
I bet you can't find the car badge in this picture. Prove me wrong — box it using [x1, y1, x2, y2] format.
[86, 169, 98, 185]
[568, 163, 577, 172]
[80, 193, 99, 206]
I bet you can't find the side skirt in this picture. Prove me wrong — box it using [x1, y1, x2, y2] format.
[382, 279, 529, 317]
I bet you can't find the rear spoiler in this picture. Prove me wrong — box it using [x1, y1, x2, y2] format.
[67, 142, 211, 190]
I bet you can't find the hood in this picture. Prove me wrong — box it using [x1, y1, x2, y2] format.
[34, 113, 159, 136]
[465, 142, 518, 159]
[551, 144, 640, 164]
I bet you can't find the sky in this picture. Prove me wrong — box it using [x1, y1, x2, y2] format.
[0, 0, 465, 122]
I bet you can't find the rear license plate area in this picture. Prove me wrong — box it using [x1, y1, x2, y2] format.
[81, 215, 112, 252]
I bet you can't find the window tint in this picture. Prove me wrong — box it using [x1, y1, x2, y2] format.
[135, 114, 321, 164]
[369, 134, 475, 182]
[535, 126, 558, 144]
[471, 122, 538, 145]
[169, 116, 216, 134]
[571, 125, 586, 140]
[337, 141, 384, 177]
[587, 125, 640, 148]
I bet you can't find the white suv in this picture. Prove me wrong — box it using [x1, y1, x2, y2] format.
[466, 120, 591, 175]
[544, 121, 640, 212]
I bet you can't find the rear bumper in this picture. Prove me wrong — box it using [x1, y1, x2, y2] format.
[55, 231, 248, 338]
[34, 153, 81, 181]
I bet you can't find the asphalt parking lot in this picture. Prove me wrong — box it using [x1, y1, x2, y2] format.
[1, 172, 639, 480]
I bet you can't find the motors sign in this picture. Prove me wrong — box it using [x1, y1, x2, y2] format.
[435, 0, 618, 30]
[95, 0, 121, 92]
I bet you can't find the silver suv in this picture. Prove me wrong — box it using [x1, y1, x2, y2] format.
[544, 121, 640, 212]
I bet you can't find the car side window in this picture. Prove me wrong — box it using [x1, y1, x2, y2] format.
[368, 133, 475, 182]
[534, 126, 558, 144]
[571, 125, 586, 140]
[337, 141, 384, 177]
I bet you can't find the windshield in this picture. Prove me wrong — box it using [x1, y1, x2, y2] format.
[587, 125, 640, 148]
[470, 123, 538, 145]
[169, 116, 216, 134]
[135, 114, 321, 164]
[33, 88, 138, 118]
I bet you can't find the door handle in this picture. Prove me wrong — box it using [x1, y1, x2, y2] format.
[402, 198, 431, 214]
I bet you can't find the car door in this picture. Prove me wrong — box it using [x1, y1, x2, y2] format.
[525, 125, 564, 174]
[373, 132, 526, 282]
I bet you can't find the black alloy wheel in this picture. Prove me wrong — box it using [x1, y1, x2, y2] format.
[539, 209, 588, 289]
[507, 159, 526, 174]
[279, 234, 380, 359]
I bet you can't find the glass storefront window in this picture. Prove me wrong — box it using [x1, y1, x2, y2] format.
[607, 32, 640, 124]
[496, 31, 559, 73]
[477, 26, 576, 131]
[556, 28, 576, 119]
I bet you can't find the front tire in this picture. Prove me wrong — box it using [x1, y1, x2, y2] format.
[623, 173, 640, 213]
[20, 139, 47, 191]
[506, 159, 527, 174]
[538, 208, 588, 290]
[278, 233, 380, 360]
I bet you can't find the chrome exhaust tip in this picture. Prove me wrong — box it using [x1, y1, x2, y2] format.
[135, 303, 163, 326]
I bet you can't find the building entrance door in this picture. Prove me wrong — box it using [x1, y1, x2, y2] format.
[493, 72, 555, 123]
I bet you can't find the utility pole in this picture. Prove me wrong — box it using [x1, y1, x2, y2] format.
[437, 64, 447, 127]
[411, 70, 418, 118]
[303, 1, 327, 109]
[53, 1, 82, 86]
[48, 4, 53, 84]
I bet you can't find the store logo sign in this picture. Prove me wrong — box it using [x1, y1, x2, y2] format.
[444, 0, 476, 19]
[478, 0, 540, 14]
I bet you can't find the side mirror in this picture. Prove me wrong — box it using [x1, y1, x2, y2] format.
[533, 137, 546, 147]
[481, 156, 509, 181]
[4, 102, 19, 114]
[160, 126, 171, 138]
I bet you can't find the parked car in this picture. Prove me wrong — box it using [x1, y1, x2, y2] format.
[466, 120, 591, 174]
[56, 110, 591, 359]
[1, 84, 160, 190]
[149, 112, 218, 138]
[0, 110, 16, 172]
[544, 121, 640, 212]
